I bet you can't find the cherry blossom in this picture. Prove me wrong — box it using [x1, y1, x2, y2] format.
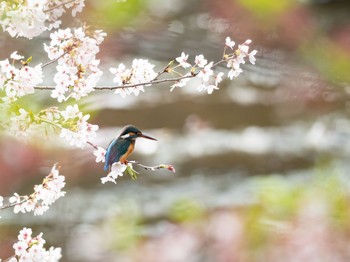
[224, 39, 257, 79]
[11, 227, 62, 261]
[9, 164, 65, 216]
[9, 108, 31, 137]
[10, 51, 24, 60]
[225, 37, 235, 49]
[110, 59, 157, 97]
[197, 83, 219, 94]
[170, 74, 191, 92]
[114, 87, 132, 98]
[93, 147, 106, 163]
[59, 104, 99, 148]
[194, 54, 208, 68]
[110, 63, 130, 86]
[60, 104, 80, 120]
[101, 162, 128, 184]
[249, 50, 258, 64]
[0, 54, 43, 101]
[215, 72, 224, 86]
[197, 62, 214, 82]
[0, 0, 85, 39]
[44, 27, 105, 102]
[228, 67, 243, 79]
[176, 52, 191, 69]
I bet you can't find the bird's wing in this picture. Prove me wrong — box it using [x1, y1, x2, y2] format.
[104, 138, 130, 171]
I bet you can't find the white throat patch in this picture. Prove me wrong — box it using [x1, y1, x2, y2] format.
[121, 134, 130, 139]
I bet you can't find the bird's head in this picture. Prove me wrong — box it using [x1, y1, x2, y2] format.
[119, 125, 157, 141]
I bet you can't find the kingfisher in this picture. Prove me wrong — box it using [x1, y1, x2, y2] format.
[104, 125, 157, 171]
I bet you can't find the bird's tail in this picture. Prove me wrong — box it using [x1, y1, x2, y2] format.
[104, 162, 109, 172]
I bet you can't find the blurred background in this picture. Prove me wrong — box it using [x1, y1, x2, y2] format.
[1, 0, 350, 261]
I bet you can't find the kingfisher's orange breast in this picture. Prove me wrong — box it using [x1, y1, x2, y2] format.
[119, 141, 135, 163]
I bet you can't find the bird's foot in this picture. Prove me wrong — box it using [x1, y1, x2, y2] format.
[125, 164, 139, 180]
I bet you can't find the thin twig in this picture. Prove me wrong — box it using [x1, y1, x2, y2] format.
[128, 161, 175, 172]
[87, 141, 98, 150]
[0, 199, 27, 211]
[41, 51, 68, 68]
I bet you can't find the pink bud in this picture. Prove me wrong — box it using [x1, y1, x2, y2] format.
[166, 165, 176, 173]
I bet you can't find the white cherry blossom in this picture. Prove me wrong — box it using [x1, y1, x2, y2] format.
[225, 37, 235, 49]
[9, 164, 65, 216]
[0, 0, 85, 39]
[197, 62, 214, 82]
[194, 54, 207, 68]
[44, 27, 105, 102]
[110, 59, 157, 97]
[101, 162, 128, 184]
[11, 227, 62, 261]
[176, 52, 191, 68]
[93, 147, 106, 163]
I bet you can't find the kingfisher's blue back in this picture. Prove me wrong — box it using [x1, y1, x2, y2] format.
[104, 138, 132, 171]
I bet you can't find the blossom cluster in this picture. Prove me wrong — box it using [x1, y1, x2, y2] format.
[59, 104, 99, 148]
[9, 164, 65, 216]
[171, 37, 257, 94]
[44, 27, 106, 102]
[8, 108, 32, 137]
[109, 37, 257, 97]
[224, 37, 257, 79]
[109, 59, 158, 97]
[10, 227, 62, 262]
[100, 162, 128, 184]
[0, 0, 85, 39]
[93, 147, 126, 184]
[7, 104, 99, 149]
[0, 52, 43, 102]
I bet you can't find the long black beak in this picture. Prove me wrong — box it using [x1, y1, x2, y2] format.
[139, 133, 157, 141]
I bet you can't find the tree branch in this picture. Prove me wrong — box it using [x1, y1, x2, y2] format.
[34, 74, 195, 91]
[129, 161, 175, 173]
[0, 199, 27, 211]
[41, 51, 68, 68]
[87, 141, 98, 150]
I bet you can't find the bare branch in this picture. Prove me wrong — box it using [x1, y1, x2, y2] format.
[129, 161, 175, 173]
[87, 141, 99, 150]
[41, 51, 68, 68]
